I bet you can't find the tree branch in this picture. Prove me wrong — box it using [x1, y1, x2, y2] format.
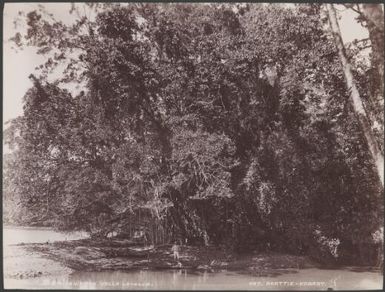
[342, 4, 362, 15]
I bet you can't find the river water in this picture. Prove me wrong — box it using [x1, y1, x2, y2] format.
[3, 227, 383, 290]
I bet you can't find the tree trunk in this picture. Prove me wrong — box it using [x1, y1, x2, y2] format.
[362, 4, 384, 153]
[326, 4, 384, 187]
[362, 4, 384, 100]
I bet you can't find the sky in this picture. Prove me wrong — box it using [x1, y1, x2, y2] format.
[3, 3, 86, 127]
[2, 3, 370, 128]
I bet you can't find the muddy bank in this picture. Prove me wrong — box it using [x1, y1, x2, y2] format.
[20, 238, 318, 277]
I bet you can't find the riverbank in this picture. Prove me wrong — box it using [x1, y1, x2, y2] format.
[4, 244, 72, 281]
[16, 238, 318, 276]
[5, 234, 383, 290]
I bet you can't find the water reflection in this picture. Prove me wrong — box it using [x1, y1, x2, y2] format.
[20, 269, 378, 290]
[5, 262, 384, 290]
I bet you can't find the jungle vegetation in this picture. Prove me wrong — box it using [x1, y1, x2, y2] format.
[3, 3, 384, 266]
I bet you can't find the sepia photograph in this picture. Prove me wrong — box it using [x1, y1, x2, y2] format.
[2, 2, 384, 290]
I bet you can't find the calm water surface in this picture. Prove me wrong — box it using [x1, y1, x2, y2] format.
[3, 227, 383, 290]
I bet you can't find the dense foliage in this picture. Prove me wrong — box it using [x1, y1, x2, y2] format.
[4, 3, 383, 265]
